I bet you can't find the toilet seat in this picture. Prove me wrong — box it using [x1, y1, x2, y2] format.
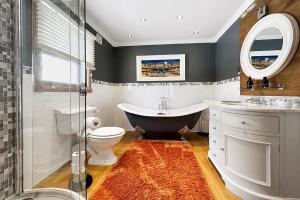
[89, 127, 125, 139]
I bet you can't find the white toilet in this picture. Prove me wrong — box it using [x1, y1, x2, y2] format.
[54, 106, 125, 166]
[87, 127, 125, 166]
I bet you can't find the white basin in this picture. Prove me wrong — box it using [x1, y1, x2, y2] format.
[14, 188, 85, 200]
[221, 101, 246, 106]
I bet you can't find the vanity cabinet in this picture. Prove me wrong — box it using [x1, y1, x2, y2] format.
[208, 105, 300, 200]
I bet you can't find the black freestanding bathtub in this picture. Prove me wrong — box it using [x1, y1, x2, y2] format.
[117, 103, 208, 139]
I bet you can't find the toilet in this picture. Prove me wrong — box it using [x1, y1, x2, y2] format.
[87, 127, 125, 166]
[55, 106, 126, 166]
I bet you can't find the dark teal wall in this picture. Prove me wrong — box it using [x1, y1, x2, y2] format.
[114, 43, 216, 83]
[93, 38, 115, 82]
[91, 20, 241, 83]
[86, 24, 115, 82]
[215, 20, 241, 81]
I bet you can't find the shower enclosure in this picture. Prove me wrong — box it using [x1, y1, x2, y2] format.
[13, 0, 88, 199]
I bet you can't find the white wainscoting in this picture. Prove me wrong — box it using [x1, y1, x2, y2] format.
[87, 83, 117, 127]
[215, 81, 240, 101]
[23, 74, 75, 188]
[87, 79, 240, 132]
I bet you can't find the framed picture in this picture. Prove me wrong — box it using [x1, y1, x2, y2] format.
[136, 54, 185, 82]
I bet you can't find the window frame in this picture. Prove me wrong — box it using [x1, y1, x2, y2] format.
[32, 0, 90, 93]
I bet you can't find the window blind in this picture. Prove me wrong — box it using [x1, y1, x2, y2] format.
[36, 0, 85, 62]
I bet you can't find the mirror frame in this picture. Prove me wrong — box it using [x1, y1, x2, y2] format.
[241, 13, 299, 80]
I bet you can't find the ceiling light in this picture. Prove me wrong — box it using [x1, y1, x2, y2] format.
[194, 31, 200, 35]
[128, 34, 133, 38]
[141, 18, 147, 22]
[176, 15, 183, 20]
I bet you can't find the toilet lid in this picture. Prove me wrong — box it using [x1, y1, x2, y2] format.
[89, 127, 125, 138]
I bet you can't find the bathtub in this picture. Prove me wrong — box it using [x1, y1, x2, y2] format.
[117, 103, 208, 139]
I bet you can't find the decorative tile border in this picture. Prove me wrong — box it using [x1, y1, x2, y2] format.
[92, 80, 214, 86]
[92, 76, 240, 87]
[214, 76, 240, 85]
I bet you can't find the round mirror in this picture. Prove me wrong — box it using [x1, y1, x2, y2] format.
[249, 28, 283, 70]
[241, 13, 299, 80]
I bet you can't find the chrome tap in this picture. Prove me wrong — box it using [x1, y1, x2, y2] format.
[276, 83, 285, 90]
[159, 97, 168, 110]
[246, 97, 268, 105]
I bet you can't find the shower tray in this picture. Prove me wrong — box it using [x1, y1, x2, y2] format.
[14, 188, 85, 200]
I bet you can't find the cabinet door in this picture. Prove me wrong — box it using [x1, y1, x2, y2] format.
[222, 127, 280, 195]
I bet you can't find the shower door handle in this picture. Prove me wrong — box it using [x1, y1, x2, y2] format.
[80, 84, 87, 96]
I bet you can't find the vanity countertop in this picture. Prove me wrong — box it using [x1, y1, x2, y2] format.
[205, 100, 300, 113]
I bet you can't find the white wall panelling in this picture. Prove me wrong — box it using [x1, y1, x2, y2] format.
[23, 74, 79, 188]
[215, 80, 240, 101]
[87, 79, 240, 132]
[23, 74, 33, 189]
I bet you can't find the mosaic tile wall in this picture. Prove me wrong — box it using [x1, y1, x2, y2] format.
[0, 0, 16, 199]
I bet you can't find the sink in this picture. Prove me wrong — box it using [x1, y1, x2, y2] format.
[220, 101, 262, 107]
[221, 101, 243, 105]
[220, 101, 252, 107]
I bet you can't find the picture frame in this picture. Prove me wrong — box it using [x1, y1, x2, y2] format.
[136, 54, 185, 82]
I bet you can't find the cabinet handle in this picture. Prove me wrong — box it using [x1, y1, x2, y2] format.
[220, 148, 225, 151]
[241, 121, 246, 125]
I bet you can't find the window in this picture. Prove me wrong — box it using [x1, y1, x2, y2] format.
[40, 53, 79, 84]
[34, 0, 95, 92]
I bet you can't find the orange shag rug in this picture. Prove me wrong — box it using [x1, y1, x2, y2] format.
[90, 140, 215, 200]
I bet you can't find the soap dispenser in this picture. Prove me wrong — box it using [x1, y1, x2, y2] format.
[246, 77, 254, 89]
[261, 77, 269, 88]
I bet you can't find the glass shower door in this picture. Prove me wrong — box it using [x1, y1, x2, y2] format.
[69, 0, 88, 196]
[17, 0, 87, 199]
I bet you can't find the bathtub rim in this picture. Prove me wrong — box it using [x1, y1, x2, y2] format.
[117, 103, 208, 118]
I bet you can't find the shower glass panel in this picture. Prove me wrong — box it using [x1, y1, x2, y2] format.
[19, 0, 87, 198]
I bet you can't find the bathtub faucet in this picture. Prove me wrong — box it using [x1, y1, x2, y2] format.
[159, 97, 168, 110]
